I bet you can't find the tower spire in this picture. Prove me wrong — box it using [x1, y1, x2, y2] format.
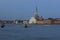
[34, 6, 39, 18]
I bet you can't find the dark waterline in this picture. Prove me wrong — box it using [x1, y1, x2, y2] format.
[0, 24, 60, 40]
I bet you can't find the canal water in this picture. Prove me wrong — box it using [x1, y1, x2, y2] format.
[0, 24, 60, 40]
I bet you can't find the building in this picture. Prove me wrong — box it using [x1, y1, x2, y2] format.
[29, 7, 44, 24]
[53, 18, 60, 24]
[36, 19, 52, 24]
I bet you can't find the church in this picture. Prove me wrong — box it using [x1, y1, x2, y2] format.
[29, 7, 44, 24]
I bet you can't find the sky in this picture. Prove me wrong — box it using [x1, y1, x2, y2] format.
[0, 0, 60, 20]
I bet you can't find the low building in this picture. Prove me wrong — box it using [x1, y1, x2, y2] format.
[36, 21, 44, 24]
[36, 19, 52, 24]
[53, 18, 60, 24]
[53, 20, 60, 24]
[43, 19, 52, 24]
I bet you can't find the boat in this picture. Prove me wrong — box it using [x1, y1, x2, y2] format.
[23, 21, 28, 28]
[0, 23, 5, 28]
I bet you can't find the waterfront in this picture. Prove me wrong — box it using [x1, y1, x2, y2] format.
[0, 24, 60, 40]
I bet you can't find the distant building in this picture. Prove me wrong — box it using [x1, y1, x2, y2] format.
[55, 18, 60, 20]
[53, 18, 60, 24]
[36, 19, 52, 24]
[13, 20, 19, 24]
[29, 7, 44, 24]
[43, 19, 52, 24]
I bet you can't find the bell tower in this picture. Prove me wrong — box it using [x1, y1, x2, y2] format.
[34, 7, 39, 18]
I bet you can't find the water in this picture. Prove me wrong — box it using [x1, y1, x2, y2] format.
[0, 24, 60, 40]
